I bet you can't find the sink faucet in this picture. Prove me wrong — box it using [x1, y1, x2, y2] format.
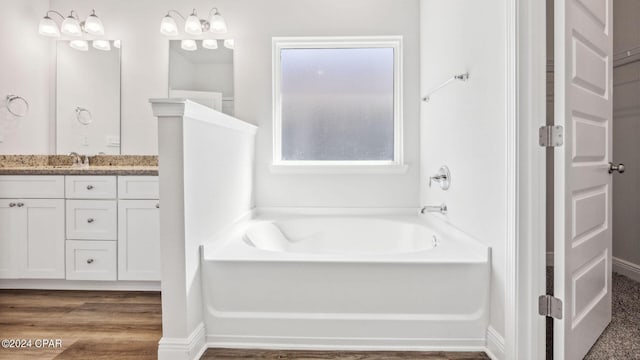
[420, 203, 448, 215]
[69, 152, 82, 167]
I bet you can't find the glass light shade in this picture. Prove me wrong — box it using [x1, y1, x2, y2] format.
[69, 40, 89, 51]
[84, 12, 104, 35]
[181, 39, 197, 51]
[38, 16, 60, 37]
[184, 14, 202, 35]
[61, 16, 82, 36]
[209, 11, 227, 34]
[223, 39, 234, 50]
[92, 39, 111, 51]
[160, 15, 178, 36]
[113, 40, 121, 49]
[202, 39, 218, 50]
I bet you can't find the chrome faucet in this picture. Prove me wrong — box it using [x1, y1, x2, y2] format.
[420, 203, 448, 215]
[69, 152, 89, 168]
[69, 152, 82, 167]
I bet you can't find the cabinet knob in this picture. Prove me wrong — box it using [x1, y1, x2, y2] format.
[86, 185, 94, 190]
[8, 203, 16, 207]
[156, 203, 160, 209]
[86, 258, 94, 264]
[16, 202, 24, 207]
[87, 218, 95, 223]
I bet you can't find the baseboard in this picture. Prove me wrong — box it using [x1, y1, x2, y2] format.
[206, 335, 485, 352]
[485, 326, 505, 360]
[158, 322, 207, 360]
[546, 252, 554, 267]
[613, 257, 640, 283]
[0, 279, 160, 291]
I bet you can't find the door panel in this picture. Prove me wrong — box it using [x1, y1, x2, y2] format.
[18, 199, 65, 279]
[554, 0, 613, 358]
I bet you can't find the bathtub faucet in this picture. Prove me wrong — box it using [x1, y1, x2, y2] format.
[420, 203, 447, 215]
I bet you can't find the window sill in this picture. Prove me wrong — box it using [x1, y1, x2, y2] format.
[269, 163, 409, 175]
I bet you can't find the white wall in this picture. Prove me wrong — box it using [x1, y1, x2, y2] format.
[153, 100, 256, 359]
[0, 0, 52, 154]
[420, 0, 507, 340]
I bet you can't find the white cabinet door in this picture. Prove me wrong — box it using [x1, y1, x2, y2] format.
[18, 199, 65, 279]
[0, 199, 65, 279]
[118, 200, 161, 281]
[0, 200, 21, 278]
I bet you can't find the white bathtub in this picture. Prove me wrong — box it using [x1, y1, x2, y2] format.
[201, 211, 490, 351]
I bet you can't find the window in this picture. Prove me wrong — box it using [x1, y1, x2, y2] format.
[272, 37, 404, 172]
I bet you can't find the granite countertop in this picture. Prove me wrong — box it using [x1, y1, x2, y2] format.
[0, 155, 159, 176]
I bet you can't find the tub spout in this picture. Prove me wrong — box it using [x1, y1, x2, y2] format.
[420, 203, 447, 215]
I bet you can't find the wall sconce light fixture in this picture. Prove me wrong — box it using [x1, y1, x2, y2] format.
[39, 9, 105, 38]
[160, 8, 228, 37]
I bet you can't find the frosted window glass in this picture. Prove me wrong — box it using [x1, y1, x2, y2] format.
[280, 48, 395, 161]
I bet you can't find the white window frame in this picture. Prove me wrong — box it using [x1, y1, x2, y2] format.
[271, 36, 405, 174]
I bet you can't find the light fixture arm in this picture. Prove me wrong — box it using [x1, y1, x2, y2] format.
[45, 10, 65, 20]
[166, 10, 186, 21]
[208, 7, 220, 18]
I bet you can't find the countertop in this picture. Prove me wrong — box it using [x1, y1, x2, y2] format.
[0, 155, 159, 176]
[0, 166, 159, 176]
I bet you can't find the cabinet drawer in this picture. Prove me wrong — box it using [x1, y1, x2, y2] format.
[65, 240, 116, 281]
[118, 176, 159, 199]
[65, 176, 116, 199]
[0, 176, 64, 198]
[66, 200, 117, 240]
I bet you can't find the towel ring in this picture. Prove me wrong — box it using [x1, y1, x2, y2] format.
[5, 95, 29, 117]
[75, 107, 93, 125]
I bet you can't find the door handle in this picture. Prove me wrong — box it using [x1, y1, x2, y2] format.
[608, 162, 625, 174]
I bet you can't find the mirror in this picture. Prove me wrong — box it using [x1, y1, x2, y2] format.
[168, 40, 234, 116]
[56, 40, 121, 155]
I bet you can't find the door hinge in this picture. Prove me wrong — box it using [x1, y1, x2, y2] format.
[538, 125, 564, 147]
[538, 295, 563, 319]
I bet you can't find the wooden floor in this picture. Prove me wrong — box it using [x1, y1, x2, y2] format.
[0, 290, 162, 359]
[201, 349, 490, 359]
[0, 290, 489, 359]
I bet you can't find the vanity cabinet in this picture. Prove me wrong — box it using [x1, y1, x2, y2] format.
[0, 175, 160, 287]
[0, 176, 65, 279]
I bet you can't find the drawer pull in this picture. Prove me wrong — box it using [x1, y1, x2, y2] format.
[86, 185, 94, 190]
[87, 218, 95, 223]
[86, 258, 94, 264]
[8, 203, 16, 207]
[17, 202, 24, 207]
[156, 203, 160, 209]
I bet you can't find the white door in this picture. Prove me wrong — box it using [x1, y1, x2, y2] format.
[554, 0, 613, 358]
[117, 200, 161, 281]
[18, 199, 65, 279]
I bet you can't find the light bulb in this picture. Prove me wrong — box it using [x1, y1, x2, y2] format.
[84, 10, 104, 36]
[160, 14, 178, 36]
[202, 39, 218, 49]
[184, 11, 202, 35]
[38, 16, 60, 37]
[208, 9, 227, 34]
[113, 40, 121, 49]
[223, 39, 234, 50]
[69, 40, 89, 51]
[93, 39, 111, 51]
[181, 39, 197, 51]
[61, 15, 82, 36]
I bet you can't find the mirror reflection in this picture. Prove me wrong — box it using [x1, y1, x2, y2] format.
[56, 40, 121, 155]
[169, 39, 234, 116]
